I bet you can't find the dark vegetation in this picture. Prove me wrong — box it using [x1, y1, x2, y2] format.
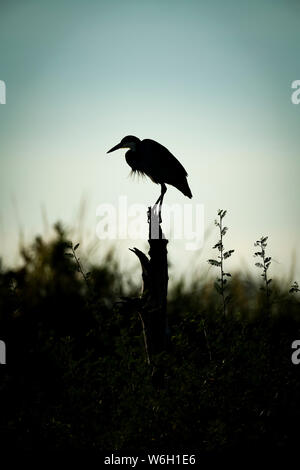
[0, 218, 299, 455]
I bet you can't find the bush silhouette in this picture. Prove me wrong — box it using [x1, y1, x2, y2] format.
[0, 221, 299, 454]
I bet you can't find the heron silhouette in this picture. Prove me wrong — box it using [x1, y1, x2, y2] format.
[107, 136, 192, 216]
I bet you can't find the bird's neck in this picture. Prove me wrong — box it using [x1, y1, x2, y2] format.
[127, 142, 137, 152]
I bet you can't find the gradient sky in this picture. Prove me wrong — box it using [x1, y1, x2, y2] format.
[0, 0, 299, 282]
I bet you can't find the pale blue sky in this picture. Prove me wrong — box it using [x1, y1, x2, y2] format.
[0, 0, 299, 282]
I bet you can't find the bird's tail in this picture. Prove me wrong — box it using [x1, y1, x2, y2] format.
[178, 178, 192, 198]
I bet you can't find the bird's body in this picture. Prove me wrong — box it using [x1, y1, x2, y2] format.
[124, 139, 192, 198]
[107, 135, 192, 206]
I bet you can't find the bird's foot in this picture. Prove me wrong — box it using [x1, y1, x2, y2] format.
[158, 207, 162, 224]
[151, 203, 162, 225]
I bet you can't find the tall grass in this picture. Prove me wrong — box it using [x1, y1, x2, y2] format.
[0, 215, 299, 454]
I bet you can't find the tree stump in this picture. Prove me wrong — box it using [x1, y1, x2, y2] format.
[130, 205, 169, 387]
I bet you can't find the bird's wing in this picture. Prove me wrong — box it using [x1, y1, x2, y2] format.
[141, 139, 188, 184]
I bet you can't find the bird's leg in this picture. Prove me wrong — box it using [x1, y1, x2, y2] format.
[158, 184, 167, 224]
[160, 183, 167, 205]
[154, 184, 167, 223]
[155, 194, 162, 205]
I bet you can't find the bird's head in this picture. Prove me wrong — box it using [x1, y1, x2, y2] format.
[107, 135, 140, 154]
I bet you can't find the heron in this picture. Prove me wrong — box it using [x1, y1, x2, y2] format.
[107, 136, 192, 212]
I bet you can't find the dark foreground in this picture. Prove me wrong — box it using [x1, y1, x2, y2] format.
[0, 224, 300, 457]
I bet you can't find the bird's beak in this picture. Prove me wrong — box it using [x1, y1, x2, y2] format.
[107, 142, 123, 154]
